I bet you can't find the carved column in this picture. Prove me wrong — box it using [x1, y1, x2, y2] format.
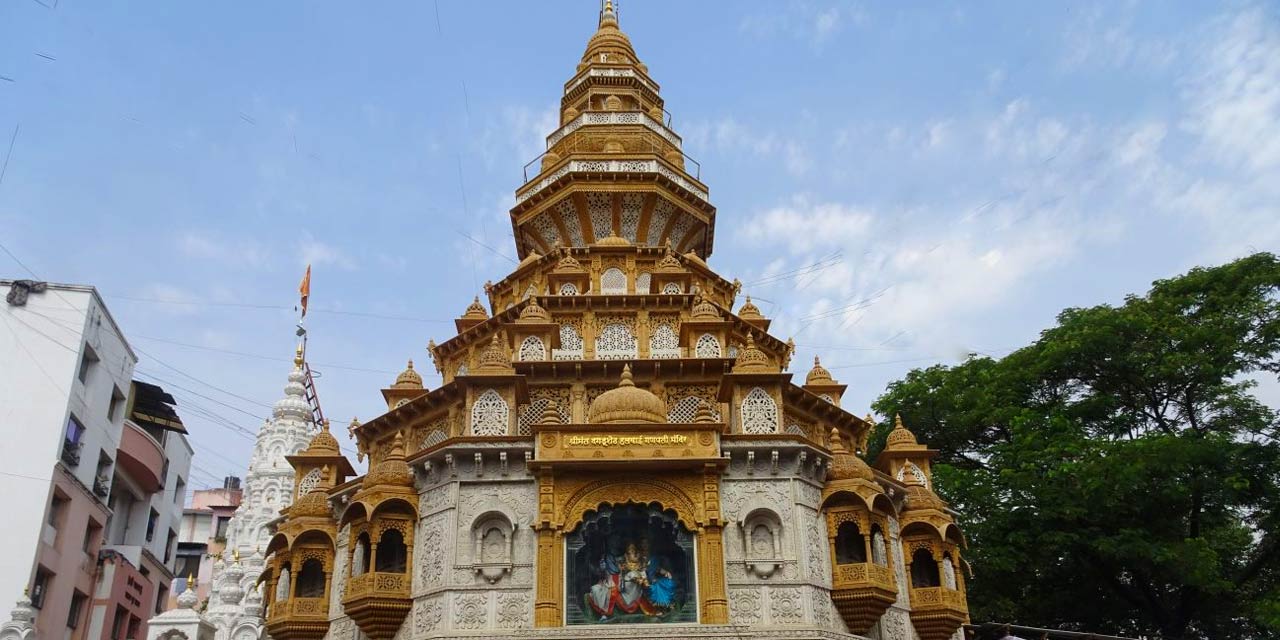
[533, 526, 562, 626]
[698, 524, 730, 623]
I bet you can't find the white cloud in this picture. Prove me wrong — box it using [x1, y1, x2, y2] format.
[685, 117, 811, 176]
[178, 231, 272, 269]
[296, 233, 357, 270]
[1061, 4, 1178, 71]
[738, 3, 863, 49]
[1183, 8, 1280, 173]
[738, 197, 875, 253]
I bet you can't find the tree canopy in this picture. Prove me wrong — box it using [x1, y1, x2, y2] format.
[870, 252, 1280, 639]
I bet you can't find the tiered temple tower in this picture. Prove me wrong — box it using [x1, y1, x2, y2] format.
[260, 4, 969, 640]
[204, 348, 317, 640]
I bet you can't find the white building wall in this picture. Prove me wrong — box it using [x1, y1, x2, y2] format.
[0, 283, 137, 607]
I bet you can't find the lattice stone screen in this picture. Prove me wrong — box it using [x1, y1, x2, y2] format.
[650, 324, 680, 359]
[559, 282, 579, 296]
[667, 396, 720, 423]
[596, 323, 637, 360]
[662, 282, 683, 294]
[296, 468, 322, 496]
[470, 389, 510, 436]
[740, 387, 779, 434]
[518, 336, 546, 362]
[635, 272, 651, 293]
[554, 324, 584, 360]
[694, 333, 721, 358]
[601, 267, 627, 294]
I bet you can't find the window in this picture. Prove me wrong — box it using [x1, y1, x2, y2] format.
[649, 323, 680, 358]
[595, 322, 637, 359]
[834, 521, 866, 564]
[165, 529, 177, 563]
[146, 508, 159, 542]
[518, 335, 546, 361]
[176, 553, 201, 581]
[77, 345, 99, 384]
[600, 267, 627, 294]
[174, 477, 185, 505]
[740, 387, 780, 434]
[30, 567, 51, 608]
[154, 584, 168, 615]
[63, 416, 85, 466]
[68, 590, 87, 629]
[376, 529, 408, 573]
[107, 386, 126, 422]
[695, 333, 722, 358]
[911, 548, 941, 588]
[84, 519, 102, 554]
[470, 389, 510, 436]
[215, 517, 229, 541]
[296, 559, 326, 598]
[48, 493, 69, 528]
[110, 605, 126, 640]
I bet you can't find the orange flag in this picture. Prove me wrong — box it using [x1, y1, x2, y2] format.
[298, 264, 311, 317]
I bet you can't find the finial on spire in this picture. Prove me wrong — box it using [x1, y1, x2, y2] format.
[294, 344, 304, 366]
[187, 573, 195, 589]
[601, 0, 617, 27]
[618, 363, 635, 387]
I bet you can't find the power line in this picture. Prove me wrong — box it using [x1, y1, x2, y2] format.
[129, 334, 400, 376]
[104, 294, 452, 324]
[133, 344, 273, 410]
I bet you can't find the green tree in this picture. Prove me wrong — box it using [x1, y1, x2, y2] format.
[872, 253, 1280, 639]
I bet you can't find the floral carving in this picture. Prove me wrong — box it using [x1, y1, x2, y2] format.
[417, 517, 446, 588]
[413, 597, 443, 636]
[495, 592, 530, 628]
[730, 588, 762, 625]
[769, 587, 805, 624]
[452, 592, 488, 629]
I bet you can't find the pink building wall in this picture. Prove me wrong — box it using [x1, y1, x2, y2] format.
[88, 553, 155, 640]
[32, 467, 112, 637]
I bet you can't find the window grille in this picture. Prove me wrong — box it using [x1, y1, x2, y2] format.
[740, 387, 779, 434]
[470, 390, 509, 436]
[694, 333, 721, 358]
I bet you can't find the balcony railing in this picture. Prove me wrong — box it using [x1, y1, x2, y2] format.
[344, 572, 409, 599]
[268, 597, 329, 620]
[910, 586, 968, 611]
[61, 438, 82, 466]
[833, 561, 896, 591]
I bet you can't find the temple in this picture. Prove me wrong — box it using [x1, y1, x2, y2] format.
[225, 4, 969, 639]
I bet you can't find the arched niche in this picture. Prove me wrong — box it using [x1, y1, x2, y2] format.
[739, 507, 784, 579]
[564, 502, 697, 624]
[471, 510, 516, 584]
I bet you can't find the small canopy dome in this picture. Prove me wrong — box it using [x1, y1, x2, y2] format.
[827, 428, 875, 482]
[363, 432, 413, 489]
[594, 233, 630, 247]
[737, 296, 763, 320]
[553, 252, 587, 274]
[691, 295, 720, 320]
[886, 414, 919, 448]
[806, 356, 834, 385]
[463, 296, 489, 320]
[517, 296, 551, 323]
[655, 247, 683, 273]
[588, 364, 666, 424]
[290, 475, 334, 518]
[731, 333, 772, 373]
[393, 359, 423, 389]
[475, 334, 512, 372]
[305, 420, 341, 455]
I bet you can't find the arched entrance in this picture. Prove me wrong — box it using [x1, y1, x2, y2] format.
[564, 503, 697, 624]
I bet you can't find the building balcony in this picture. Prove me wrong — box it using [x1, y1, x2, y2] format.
[265, 597, 330, 640]
[341, 572, 411, 640]
[908, 586, 969, 640]
[61, 438, 82, 467]
[117, 421, 166, 492]
[829, 561, 898, 635]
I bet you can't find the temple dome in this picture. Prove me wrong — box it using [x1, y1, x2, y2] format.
[393, 359, 423, 389]
[738, 296, 763, 320]
[731, 333, 771, 373]
[588, 364, 666, 424]
[517, 296, 551, 323]
[462, 296, 489, 320]
[553, 252, 587, 274]
[806, 356, 834, 385]
[655, 248, 683, 273]
[363, 432, 413, 489]
[289, 486, 332, 518]
[594, 233, 631, 247]
[827, 428, 875, 482]
[885, 414, 919, 448]
[475, 334, 512, 372]
[303, 421, 341, 455]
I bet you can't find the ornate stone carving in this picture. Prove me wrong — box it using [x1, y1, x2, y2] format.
[412, 597, 443, 637]
[768, 587, 806, 624]
[452, 592, 488, 629]
[495, 592, 531, 629]
[729, 588, 762, 625]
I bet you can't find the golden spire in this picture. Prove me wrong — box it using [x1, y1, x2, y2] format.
[187, 574, 195, 589]
[293, 344, 304, 366]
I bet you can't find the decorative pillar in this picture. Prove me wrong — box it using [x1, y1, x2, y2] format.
[698, 524, 730, 624]
[533, 526, 563, 627]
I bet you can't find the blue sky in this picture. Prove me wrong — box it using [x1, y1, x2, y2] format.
[3, 1, 1278, 488]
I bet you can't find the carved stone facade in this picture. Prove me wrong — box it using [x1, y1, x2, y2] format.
[248, 5, 970, 640]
